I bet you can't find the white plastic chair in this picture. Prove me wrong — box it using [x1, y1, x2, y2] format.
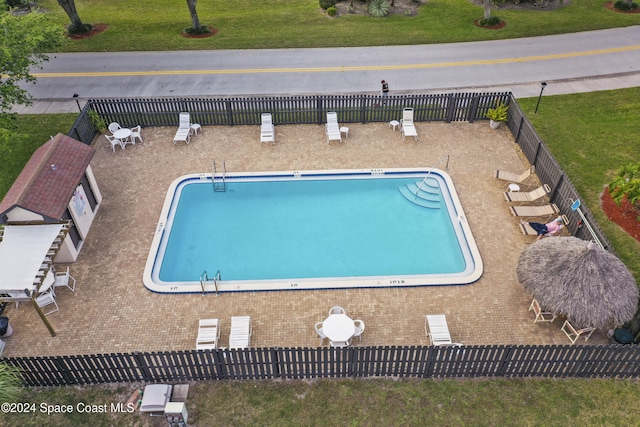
[329, 306, 346, 316]
[401, 108, 418, 141]
[196, 318, 221, 350]
[53, 266, 76, 293]
[353, 319, 365, 342]
[130, 125, 143, 143]
[315, 322, 327, 346]
[105, 134, 124, 152]
[108, 122, 122, 134]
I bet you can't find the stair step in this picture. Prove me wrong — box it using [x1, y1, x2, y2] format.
[398, 186, 441, 209]
[406, 183, 440, 201]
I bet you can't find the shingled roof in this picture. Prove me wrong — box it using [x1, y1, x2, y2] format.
[0, 133, 95, 222]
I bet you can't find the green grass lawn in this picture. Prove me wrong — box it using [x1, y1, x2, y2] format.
[1, 378, 640, 426]
[518, 87, 640, 280]
[37, 0, 640, 52]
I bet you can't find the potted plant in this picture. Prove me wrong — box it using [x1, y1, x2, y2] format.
[486, 102, 509, 129]
[87, 109, 107, 133]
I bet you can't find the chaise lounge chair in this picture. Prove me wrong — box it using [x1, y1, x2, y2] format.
[504, 184, 551, 203]
[260, 112, 275, 145]
[495, 166, 534, 183]
[325, 112, 342, 144]
[509, 203, 559, 217]
[401, 108, 418, 142]
[173, 112, 192, 145]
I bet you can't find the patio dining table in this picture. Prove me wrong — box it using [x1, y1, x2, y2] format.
[323, 313, 355, 347]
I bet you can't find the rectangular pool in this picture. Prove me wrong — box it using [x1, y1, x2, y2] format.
[143, 169, 482, 293]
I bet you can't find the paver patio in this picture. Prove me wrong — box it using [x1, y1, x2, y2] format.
[1, 121, 610, 357]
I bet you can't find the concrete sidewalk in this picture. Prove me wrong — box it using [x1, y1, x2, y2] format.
[13, 71, 640, 115]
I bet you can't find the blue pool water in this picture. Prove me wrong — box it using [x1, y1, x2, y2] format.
[143, 169, 482, 293]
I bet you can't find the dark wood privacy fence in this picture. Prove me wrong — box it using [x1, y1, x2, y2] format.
[67, 92, 511, 145]
[4, 345, 640, 387]
[506, 102, 612, 250]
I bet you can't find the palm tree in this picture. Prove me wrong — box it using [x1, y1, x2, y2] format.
[57, 0, 89, 34]
[186, 0, 202, 31]
[483, 0, 491, 19]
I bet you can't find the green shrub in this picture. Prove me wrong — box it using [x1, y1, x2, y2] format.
[4, 0, 29, 8]
[368, 0, 390, 17]
[609, 163, 640, 209]
[319, 0, 337, 9]
[479, 16, 501, 27]
[613, 0, 638, 11]
[327, 6, 337, 16]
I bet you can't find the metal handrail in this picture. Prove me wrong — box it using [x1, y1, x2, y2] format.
[415, 155, 450, 200]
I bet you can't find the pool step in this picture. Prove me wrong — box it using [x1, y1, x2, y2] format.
[398, 182, 441, 209]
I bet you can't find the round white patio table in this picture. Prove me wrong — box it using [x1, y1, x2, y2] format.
[323, 313, 355, 343]
[113, 128, 132, 143]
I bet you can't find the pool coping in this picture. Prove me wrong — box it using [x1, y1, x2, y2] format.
[143, 167, 483, 294]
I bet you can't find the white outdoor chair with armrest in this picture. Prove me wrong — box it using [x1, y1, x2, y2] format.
[315, 321, 327, 346]
[401, 108, 418, 141]
[329, 306, 346, 316]
[229, 316, 252, 349]
[325, 112, 342, 144]
[130, 125, 143, 143]
[260, 113, 275, 145]
[196, 318, 221, 350]
[424, 314, 453, 346]
[353, 319, 365, 342]
[108, 122, 122, 134]
[105, 134, 124, 152]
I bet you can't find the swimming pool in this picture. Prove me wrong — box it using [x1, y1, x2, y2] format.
[143, 169, 482, 293]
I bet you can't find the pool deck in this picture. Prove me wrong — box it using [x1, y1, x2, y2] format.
[1, 121, 610, 357]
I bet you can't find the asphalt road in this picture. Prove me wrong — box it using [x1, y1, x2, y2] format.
[15, 26, 640, 113]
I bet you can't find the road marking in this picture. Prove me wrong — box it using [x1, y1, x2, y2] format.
[25, 45, 640, 78]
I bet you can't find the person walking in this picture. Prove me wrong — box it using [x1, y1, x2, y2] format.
[381, 80, 389, 104]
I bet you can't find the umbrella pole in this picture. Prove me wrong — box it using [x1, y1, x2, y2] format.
[31, 297, 57, 337]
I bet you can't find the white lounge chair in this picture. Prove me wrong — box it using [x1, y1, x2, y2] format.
[173, 112, 192, 145]
[424, 314, 453, 346]
[325, 112, 342, 144]
[401, 108, 418, 141]
[229, 316, 252, 349]
[196, 318, 221, 350]
[329, 306, 346, 316]
[504, 184, 551, 203]
[519, 214, 568, 242]
[260, 113, 275, 145]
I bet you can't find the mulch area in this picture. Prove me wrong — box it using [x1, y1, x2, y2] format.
[601, 188, 640, 242]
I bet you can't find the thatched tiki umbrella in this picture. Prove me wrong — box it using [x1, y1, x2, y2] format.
[517, 237, 638, 329]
